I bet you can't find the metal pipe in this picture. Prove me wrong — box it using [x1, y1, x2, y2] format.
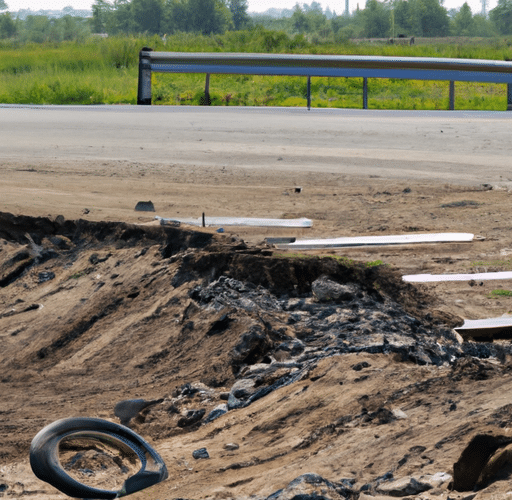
[137, 48, 153, 105]
[449, 80, 455, 110]
[145, 52, 512, 82]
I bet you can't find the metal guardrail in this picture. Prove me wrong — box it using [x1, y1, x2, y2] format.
[137, 49, 512, 110]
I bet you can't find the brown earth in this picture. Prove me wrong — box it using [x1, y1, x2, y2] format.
[2, 159, 512, 500]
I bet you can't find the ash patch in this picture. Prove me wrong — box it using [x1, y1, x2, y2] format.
[190, 276, 282, 313]
[191, 275, 508, 376]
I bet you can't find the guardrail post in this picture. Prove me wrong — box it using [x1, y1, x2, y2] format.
[204, 73, 210, 106]
[449, 81, 455, 110]
[362, 77, 368, 109]
[508, 83, 512, 111]
[137, 47, 153, 105]
[307, 76, 311, 110]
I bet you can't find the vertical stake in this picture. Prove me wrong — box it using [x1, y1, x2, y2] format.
[507, 83, 512, 111]
[204, 73, 210, 106]
[137, 47, 153, 105]
[202, 212, 206, 227]
[449, 81, 455, 110]
[307, 76, 311, 110]
[362, 77, 368, 109]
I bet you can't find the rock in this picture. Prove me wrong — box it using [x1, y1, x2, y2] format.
[359, 494, 398, 500]
[391, 408, 408, 420]
[223, 442, 239, 451]
[114, 398, 163, 426]
[134, 201, 155, 212]
[266, 473, 352, 500]
[478, 443, 512, 488]
[453, 434, 512, 491]
[352, 361, 371, 371]
[38, 271, 55, 283]
[420, 472, 452, 488]
[230, 324, 272, 373]
[204, 404, 228, 424]
[312, 276, 358, 302]
[177, 408, 206, 427]
[192, 447, 209, 459]
[376, 476, 432, 496]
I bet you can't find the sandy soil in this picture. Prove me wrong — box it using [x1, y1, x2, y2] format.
[2, 158, 512, 500]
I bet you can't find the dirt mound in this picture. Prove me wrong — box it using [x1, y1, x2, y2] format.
[3, 212, 512, 500]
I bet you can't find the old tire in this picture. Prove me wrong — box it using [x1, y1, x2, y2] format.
[30, 417, 168, 499]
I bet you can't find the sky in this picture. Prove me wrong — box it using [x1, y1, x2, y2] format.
[3, 0, 497, 17]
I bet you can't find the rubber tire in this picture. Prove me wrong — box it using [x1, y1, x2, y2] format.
[30, 417, 168, 499]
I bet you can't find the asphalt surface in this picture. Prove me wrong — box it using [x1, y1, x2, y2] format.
[2, 105, 512, 185]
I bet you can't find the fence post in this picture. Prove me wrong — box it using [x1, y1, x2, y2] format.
[508, 83, 512, 111]
[137, 47, 153, 105]
[449, 81, 455, 110]
[204, 73, 211, 105]
[307, 76, 311, 110]
[362, 77, 368, 109]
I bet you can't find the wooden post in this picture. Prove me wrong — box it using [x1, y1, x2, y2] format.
[508, 83, 512, 111]
[204, 73, 210, 106]
[362, 77, 368, 109]
[449, 81, 455, 110]
[307, 76, 311, 110]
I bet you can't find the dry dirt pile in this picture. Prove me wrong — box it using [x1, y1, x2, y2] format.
[2, 212, 512, 500]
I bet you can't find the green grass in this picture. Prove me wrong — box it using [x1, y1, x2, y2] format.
[470, 259, 512, 269]
[488, 289, 512, 298]
[1, 34, 511, 109]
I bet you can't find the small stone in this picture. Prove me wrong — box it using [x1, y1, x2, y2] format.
[38, 271, 55, 283]
[376, 476, 432, 496]
[177, 409, 206, 428]
[392, 408, 408, 419]
[204, 404, 228, 424]
[224, 442, 239, 451]
[114, 398, 162, 426]
[192, 448, 209, 459]
[312, 276, 358, 302]
[134, 201, 155, 212]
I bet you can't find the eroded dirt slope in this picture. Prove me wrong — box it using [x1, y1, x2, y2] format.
[2, 212, 512, 500]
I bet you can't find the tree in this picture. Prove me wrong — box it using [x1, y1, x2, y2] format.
[291, 5, 311, 33]
[92, 0, 113, 33]
[471, 13, 496, 36]
[416, 0, 450, 36]
[185, 0, 232, 34]
[228, 0, 251, 30]
[0, 0, 7, 11]
[453, 2, 474, 35]
[362, 0, 391, 37]
[0, 12, 15, 38]
[490, 0, 512, 34]
[131, 0, 164, 33]
[393, 0, 413, 34]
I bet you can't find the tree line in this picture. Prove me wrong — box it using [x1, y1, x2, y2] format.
[1, 0, 512, 43]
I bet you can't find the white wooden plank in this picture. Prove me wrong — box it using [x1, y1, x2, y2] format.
[275, 233, 474, 250]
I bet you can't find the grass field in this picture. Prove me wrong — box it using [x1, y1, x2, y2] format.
[0, 32, 511, 109]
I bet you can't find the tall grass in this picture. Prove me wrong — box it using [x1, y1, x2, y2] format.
[0, 33, 511, 109]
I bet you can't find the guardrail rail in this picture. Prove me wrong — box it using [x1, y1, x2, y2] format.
[137, 49, 512, 110]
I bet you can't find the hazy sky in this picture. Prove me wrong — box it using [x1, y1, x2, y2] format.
[4, 0, 496, 16]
